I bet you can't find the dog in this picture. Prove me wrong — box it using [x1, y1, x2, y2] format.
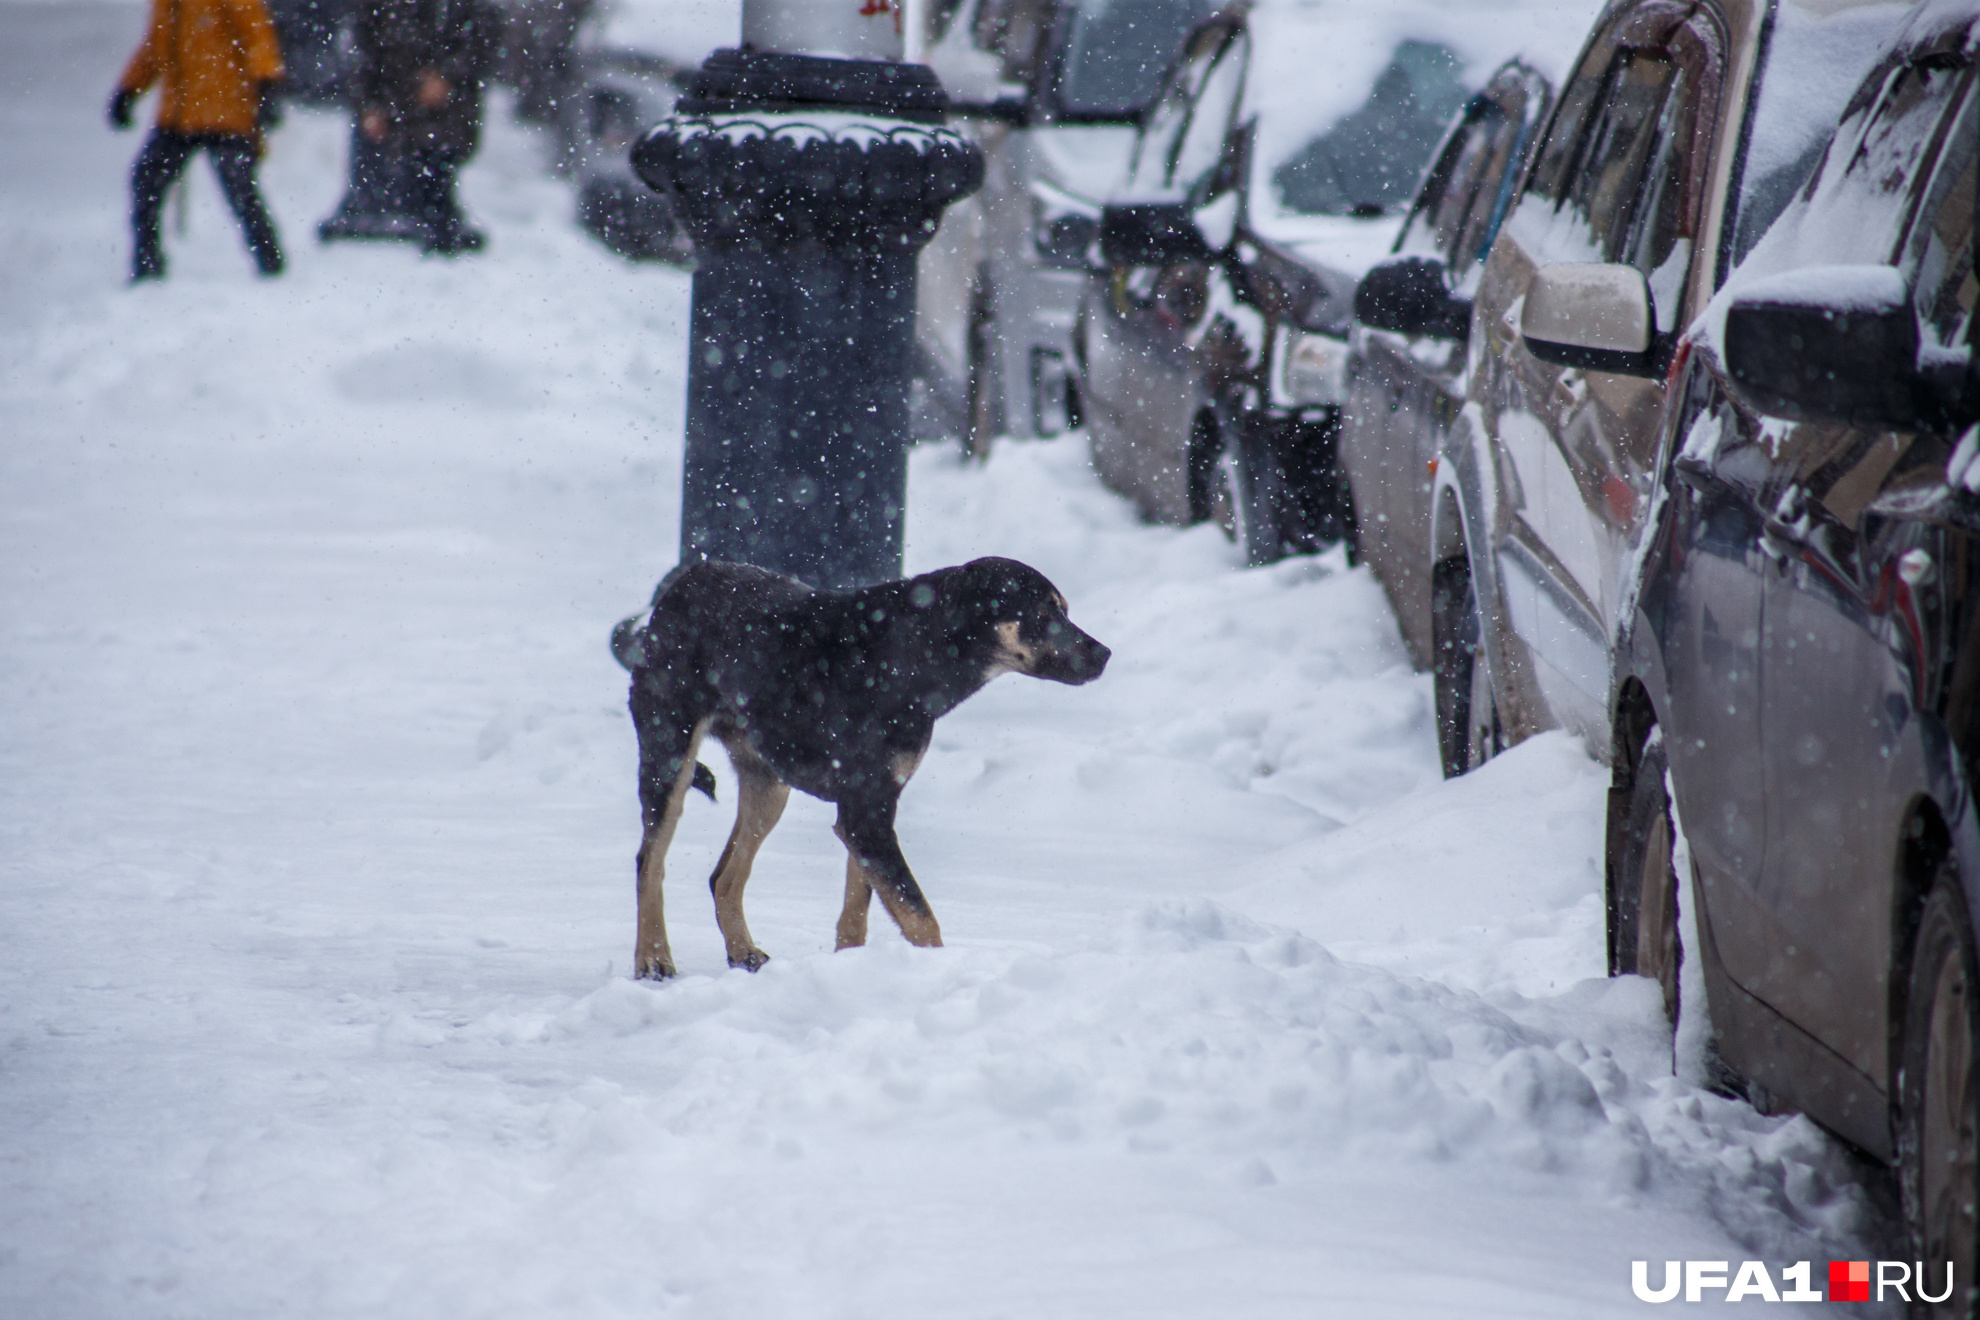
[610, 556, 1110, 979]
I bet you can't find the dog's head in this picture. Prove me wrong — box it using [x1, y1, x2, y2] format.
[952, 557, 1110, 686]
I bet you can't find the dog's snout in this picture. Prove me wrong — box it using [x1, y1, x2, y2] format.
[1066, 633, 1110, 682]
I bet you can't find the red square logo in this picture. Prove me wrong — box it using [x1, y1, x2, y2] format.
[1829, 1260, 1870, 1302]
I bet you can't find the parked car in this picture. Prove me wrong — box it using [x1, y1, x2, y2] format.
[1074, 10, 1362, 558]
[1077, 1, 1577, 563]
[565, 47, 694, 263]
[1342, 58, 1562, 666]
[1603, 0, 1976, 1281]
[917, 0, 1216, 452]
[1429, 0, 1911, 777]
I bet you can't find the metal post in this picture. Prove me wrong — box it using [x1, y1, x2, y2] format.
[633, 0, 982, 589]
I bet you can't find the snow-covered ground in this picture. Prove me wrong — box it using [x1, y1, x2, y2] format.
[2, 6, 1892, 1316]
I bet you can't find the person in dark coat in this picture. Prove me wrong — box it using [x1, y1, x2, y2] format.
[350, 0, 497, 254]
[110, 0, 287, 281]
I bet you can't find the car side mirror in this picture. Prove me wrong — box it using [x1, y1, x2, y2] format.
[1521, 263, 1658, 375]
[1035, 212, 1098, 268]
[1099, 203, 1213, 268]
[1721, 266, 1928, 429]
[1354, 257, 1470, 342]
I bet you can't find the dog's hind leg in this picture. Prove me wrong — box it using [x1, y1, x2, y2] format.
[834, 853, 874, 950]
[835, 795, 942, 949]
[633, 716, 710, 980]
[707, 765, 789, 971]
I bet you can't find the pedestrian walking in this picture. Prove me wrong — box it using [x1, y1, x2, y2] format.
[110, 0, 287, 282]
[348, 0, 497, 255]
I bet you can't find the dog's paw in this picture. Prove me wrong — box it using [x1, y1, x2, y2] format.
[727, 949, 771, 973]
[633, 958, 677, 981]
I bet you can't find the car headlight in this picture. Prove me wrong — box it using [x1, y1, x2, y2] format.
[1276, 326, 1348, 407]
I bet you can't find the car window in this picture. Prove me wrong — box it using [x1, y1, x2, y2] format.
[1738, 55, 1973, 285]
[1722, 0, 1913, 271]
[1525, 43, 1608, 204]
[1902, 76, 1977, 360]
[1270, 40, 1468, 217]
[973, 0, 1057, 84]
[1055, 0, 1218, 118]
[1127, 23, 1231, 196]
[1565, 52, 1682, 260]
[1448, 79, 1539, 278]
[1722, 69, 1972, 528]
[1510, 18, 1714, 331]
[1165, 30, 1246, 199]
[1397, 98, 1513, 269]
[1823, 58, 1968, 256]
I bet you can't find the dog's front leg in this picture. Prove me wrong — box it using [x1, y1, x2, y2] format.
[633, 717, 709, 979]
[835, 795, 942, 949]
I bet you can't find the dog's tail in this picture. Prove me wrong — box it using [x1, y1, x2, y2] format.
[613, 565, 715, 801]
[610, 614, 648, 671]
[611, 562, 704, 672]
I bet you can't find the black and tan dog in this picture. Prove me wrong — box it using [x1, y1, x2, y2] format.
[610, 556, 1110, 979]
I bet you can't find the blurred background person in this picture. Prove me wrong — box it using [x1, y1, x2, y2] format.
[109, 0, 287, 281]
[345, 0, 496, 255]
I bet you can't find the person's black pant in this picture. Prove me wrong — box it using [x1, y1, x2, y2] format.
[130, 129, 283, 278]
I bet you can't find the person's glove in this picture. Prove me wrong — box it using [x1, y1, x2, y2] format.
[108, 88, 138, 130]
[256, 83, 283, 132]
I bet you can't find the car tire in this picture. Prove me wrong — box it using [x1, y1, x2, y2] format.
[1900, 866, 1980, 1318]
[1430, 552, 1503, 777]
[1187, 413, 1222, 526]
[1218, 425, 1293, 567]
[1612, 728, 1680, 1025]
[964, 280, 1001, 462]
[1340, 474, 1362, 568]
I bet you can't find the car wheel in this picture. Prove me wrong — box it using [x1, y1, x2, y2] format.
[1340, 473, 1362, 568]
[964, 281, 1000, 462]
[1901, 866, 1980, 1318]
[1218, 427, 1293, 567]
[1430, 552, 1503, 778]
[1186, 413, 1223, 526]
[1612, 728, 1680, 1025]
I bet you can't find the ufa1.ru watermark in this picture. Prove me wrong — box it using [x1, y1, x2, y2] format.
[1631, 1260, 1954, 1303]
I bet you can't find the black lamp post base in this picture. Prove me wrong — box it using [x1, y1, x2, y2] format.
[634, 58, 983, 590]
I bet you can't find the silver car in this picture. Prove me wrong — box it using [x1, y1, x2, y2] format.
[917, 0, 1214, 453]
[1431, 0, 1913, 775]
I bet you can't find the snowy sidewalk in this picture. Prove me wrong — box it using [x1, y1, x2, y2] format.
[2, 8, 1885, 1316]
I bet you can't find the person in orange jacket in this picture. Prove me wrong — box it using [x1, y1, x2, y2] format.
[109, 0, 288, 281]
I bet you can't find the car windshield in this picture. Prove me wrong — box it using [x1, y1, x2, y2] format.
[1271, 39, 1469, 216]
[1057, 0, 1217, 117]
